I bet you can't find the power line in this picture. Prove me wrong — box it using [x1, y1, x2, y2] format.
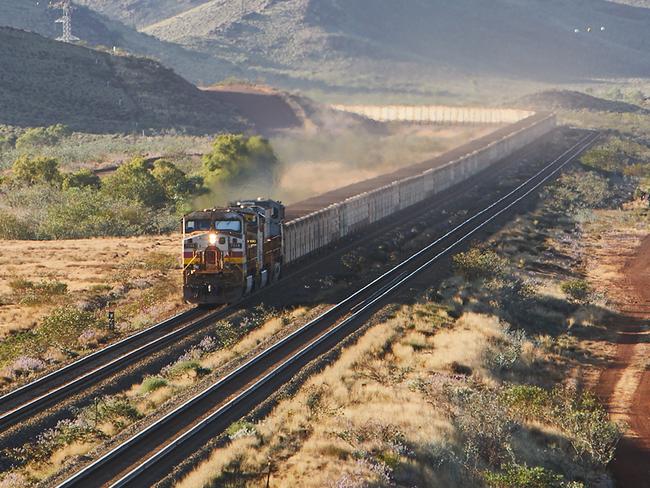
[50, 0, 80, 43]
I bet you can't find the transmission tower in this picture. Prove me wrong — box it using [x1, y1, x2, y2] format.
[50, 0, 80, 43]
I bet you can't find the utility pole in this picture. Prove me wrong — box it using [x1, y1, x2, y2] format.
[50, 0, 80, 43]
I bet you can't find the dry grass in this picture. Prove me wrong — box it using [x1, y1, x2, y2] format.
[202, 308, 308, 371]
[175, 308, 464, 488]
[25, 441, 97, 481]
[0, 234, 181, 337]
[424, 312, 503, 378]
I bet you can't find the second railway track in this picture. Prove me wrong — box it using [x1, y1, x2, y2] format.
[55, 130, 600, 488]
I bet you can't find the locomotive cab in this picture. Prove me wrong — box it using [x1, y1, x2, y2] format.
[182, 199, 284, 305]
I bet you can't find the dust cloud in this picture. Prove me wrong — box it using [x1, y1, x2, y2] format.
[195, 122, 496, 209]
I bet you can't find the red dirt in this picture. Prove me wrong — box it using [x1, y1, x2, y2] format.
[203, 86, 302, 134]
[596, 235, 650, 488]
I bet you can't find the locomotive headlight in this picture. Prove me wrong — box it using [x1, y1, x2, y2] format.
[208, 232, 218, 245]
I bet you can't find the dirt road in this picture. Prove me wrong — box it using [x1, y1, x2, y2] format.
[597, 235, 650, 488]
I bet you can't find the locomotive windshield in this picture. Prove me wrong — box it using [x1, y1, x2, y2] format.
[185, 219, 242, 233]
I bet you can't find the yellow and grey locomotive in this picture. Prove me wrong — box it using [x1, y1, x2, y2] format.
[182, 199, 284, 305]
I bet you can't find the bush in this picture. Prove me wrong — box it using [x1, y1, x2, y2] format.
[453, 247, 508, 281]
[162, 360, 210, 378]
[484, 463, 569, 488]
[39, 187, 161, 239]
[226, 420, 258, 440]
[140, 376, 168, 394]
[560, 279, 591, 304]
[552, 388, 621, 467]
[545, 172, 611, 212]
[63, 169, 101, 190]
[0, 134, 16, 152]
[38, 306, 100, 349]
[14, 124, 70, 151]
[581, 137, 650, 177]
[447, 387, 516, 466]
[8, 278, 68, 305]
[102, 157, 166, 208]
[11, 155, 62, 186]
[6, 356, 46, 379]
[502, 385, 550, 422]
[151, 159, 204, 202]
[502, 384, 620, 468]
[93, 396, 141, 430]
[484, 328, 527, 372]
[0, 210, 33, 239]
[202, 134, 278, 183]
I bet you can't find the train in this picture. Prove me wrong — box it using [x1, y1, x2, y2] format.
[182, 199, 285, 305]
[182, 113, 556, 306]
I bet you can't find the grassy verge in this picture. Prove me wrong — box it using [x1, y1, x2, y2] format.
[0, 236, 184, 390]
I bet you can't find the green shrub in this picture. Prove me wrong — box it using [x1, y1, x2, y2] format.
[0, 134, 16, 152]
[151, 159, 204, 201]
[94, 396, 141, 429]
[552, 389, 621, 467]
[101, 157, 166, 208]
[545, 172, 611, 212]
[560, 279, 591, 304]
[15, 124, 70, 151]
[581, 136, 650, 176]
[226, 420, 258, 440]
[9, 279, 68, 305]
[139, 376, 168, 394]
[39, 187, 156, 239]
[447, 387, 516, 466]
[164, 360, 210, 378]
[0, 210, 34, 239]
[484, 463, 569, 488]
[11, 155, 62, 186]
[503, 384, 620, 468]
[502, 385, 551, 421]
[202, 134, 278, 183]
[63, 169, 101, 190]
[453, 247, 508, 281]
[38, 306, 100, 349]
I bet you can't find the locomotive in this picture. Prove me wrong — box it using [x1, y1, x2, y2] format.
[182, 199, 285, 305]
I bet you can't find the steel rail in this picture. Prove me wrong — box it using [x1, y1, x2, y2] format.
[0, 307, 232, 432]
[56, 131, 599, 488]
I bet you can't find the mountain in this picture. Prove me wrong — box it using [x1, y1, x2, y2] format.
[8, 0, 650, 96]
[0, 27, 245, 133]
[0, 0, 240, 84]
[77, 0, 650, 94]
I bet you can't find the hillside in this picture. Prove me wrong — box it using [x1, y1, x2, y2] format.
[0, 0, 240, 84]
[131, 0, 650, 91]
[0, 27, 245, 133]
[75, 0, 207, 28]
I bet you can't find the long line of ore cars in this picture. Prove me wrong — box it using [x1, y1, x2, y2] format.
[182, 113, 556, 306]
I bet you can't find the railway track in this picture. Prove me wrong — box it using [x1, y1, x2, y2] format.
[0, 307, 228, 432]
[55, 130, 600, 488]
[0, 127, 564, 442]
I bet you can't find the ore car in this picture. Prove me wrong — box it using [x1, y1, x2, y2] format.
[182, 199, 284, 305]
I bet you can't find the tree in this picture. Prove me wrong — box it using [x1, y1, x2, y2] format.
[63, 169, 101, 190]
[151, 159, 203, 202]
[202, 134, 278, 183]
[12, 155, 62, 187]
[101, 157, 166, 208]
[202, 134, 249, 180]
